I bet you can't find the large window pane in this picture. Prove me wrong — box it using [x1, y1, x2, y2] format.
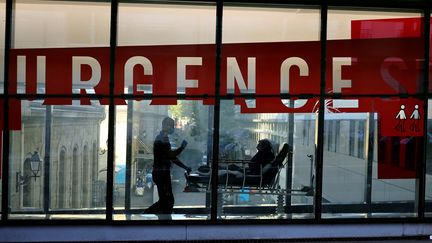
[323, 98, 422, 218]
[114, 1, 216, 221]
[8, 0, 110, 220]
[327, 9, 423, 95]
[117, 2, 216, 95]
[9, 100, 45, 218]
[222, 5, 321, 96]
[218, 4, 320, 220]
[12, 0, 110, 96]
[114, 100, 213, 220]
[14, 0, 109, 48]
[9, 99, 107, 219]
[217, 100, 315, 219]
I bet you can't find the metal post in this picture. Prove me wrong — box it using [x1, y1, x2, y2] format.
[106, 0, 118, 221]
[364, 112, 374, 215]
[314, 4, 328, 220]
[1, 0, 14, 220]
[417, 9, 430, 219]
[206, 106, 214, 210]
[285, 100, 294, 214]
[125, 100, 133, 214]
[43, 105, 52, 218]
[210, 0, 223, 221]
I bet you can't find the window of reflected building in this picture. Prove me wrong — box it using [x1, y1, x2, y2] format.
[9, 99, 108, 219]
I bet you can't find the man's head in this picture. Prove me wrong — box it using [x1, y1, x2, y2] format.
[162, 117, 175, 134]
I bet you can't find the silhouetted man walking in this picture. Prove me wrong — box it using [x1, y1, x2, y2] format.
[144, 117, 191, 216]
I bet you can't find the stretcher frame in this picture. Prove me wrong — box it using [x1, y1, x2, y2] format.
[184, 149, 315, 214]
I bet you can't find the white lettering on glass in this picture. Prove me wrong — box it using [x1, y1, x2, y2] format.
[227, 57, 256, 108]
[124, 56, 153, 94]
[333, 57, 352, 93]
[280, 57, 309, 108]
[72, 56, 101, 94]
[177, 57, 202, 93]
[17, 55, 46, 94]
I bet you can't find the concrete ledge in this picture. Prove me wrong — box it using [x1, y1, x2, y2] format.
[0, 223, 431, 242]
[0, 225, 187, 242]
[187, 224, 432, 240]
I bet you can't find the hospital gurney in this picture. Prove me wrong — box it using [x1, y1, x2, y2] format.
[184, 143, 314, 201]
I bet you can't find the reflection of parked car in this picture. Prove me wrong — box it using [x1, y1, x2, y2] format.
[200, 154, 207, 166]
[135, 170, 145, 196]
[145, 169, 153, 190]
[135, 169, 153, 196]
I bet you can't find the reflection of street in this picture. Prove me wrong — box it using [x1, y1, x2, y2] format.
[113, 173, 207, 209]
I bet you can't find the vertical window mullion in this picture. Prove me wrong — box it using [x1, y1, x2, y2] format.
[125, 100, 133, 213]
[43, 106, 52, 217]
[314, 3, 328, 220]
[418, 8, 430, 220]
[1, 0, 13, 221]
[210, 0, 223, 221]
[106, 0, 119, 221]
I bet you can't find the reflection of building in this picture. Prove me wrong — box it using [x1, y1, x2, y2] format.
[131, 102, 168, 194]
[252, 113, 290, 145]
[9, 100, 106, 210]
[239, 110, 430, 205]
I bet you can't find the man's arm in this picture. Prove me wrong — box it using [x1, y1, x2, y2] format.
[172, 140, 188, 155]
[155, 139, 187, 159]
[172, 159, 192, 173]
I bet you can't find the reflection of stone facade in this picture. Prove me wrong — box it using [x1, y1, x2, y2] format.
[132, 102, 168, 185]
[9, 101, 105, 210]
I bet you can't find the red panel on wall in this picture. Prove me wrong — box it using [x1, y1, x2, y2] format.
[352, 17, 426, 179]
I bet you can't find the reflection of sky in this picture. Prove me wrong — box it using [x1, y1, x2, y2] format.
[105, 106, 127, 166]
[115, 165, 126, 184]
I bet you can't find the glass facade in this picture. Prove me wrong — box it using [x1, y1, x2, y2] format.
[323, 9, 424, 218]
[0, 0, 431, 224]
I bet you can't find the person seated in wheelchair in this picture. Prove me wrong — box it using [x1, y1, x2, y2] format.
[248, 139, 275, 175]
[199, 139, 278, 175]
[187, 142, 290, 189]
[218, 141, 289, 187]
[206, 139, 275, 176]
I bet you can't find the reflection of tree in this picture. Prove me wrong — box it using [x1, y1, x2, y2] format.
[220, 101, 239, 132]
[169, 101, 206, 140]
[190, 102, 201, 138]
[218, 102, 257, 159]
[169, 101, 185, 121]
[168, 101, 209, 158]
